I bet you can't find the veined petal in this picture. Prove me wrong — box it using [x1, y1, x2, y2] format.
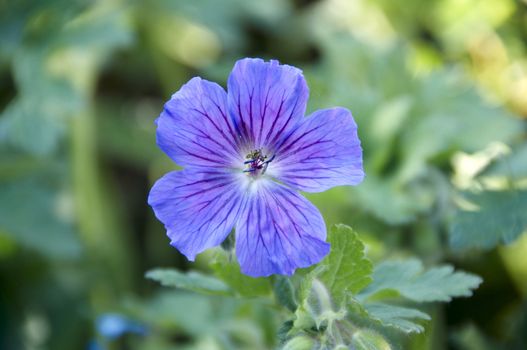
[157, 77, 242, 168]
[148, 169, 247, 260]
[270, 107, 364, 192]
[227, 58, 308, 150]
[235, 180, 330, 277]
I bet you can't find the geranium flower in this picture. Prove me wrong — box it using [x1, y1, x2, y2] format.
[148, 58, 363, 277]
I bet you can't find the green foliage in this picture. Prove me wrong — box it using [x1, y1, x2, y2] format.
[351, 329, 392, 350]
[282, 335, 314, 350]
[145, 268, 231, 296]
[486, 143, 527, 180]
[359, 259, 483, 302]
[143, 226, 483, 345]
[318, 224, 373, 304]
[450, 190, 527, 249]
[350, 259, 482, 335]
[2, 0, 526, 349]
[311, 39, 522, 225]
[279, 224, 483, 349]
[0, 49, 82, 156]
[127, 291, 217, 335]
[211, 251, 272, 297]
[448, 140, 527, 250]
[95, 102, 159, 167]
[0, 2, 131, 157]
[362, 303, 431, 334]
[124, 291, 273, 349]
[0, 174, 81, 259]
[274, 276, 297, 312]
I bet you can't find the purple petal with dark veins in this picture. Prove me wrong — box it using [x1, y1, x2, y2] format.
[157, 77, 242, 168]
[148, 169, 248, 260]
[227, 58, 308, 150]
[269, 107, 364, 193]
[235, 180, 330, 277]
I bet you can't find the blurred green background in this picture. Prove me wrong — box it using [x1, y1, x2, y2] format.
[1, 0, 526, 349]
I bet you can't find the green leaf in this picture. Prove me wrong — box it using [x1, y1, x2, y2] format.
[124, 290, 267, 346]
[125, 291, 216, 336]
[364, 303, 430, 334]
[346, 296, 429, 334]
[450, 190, 527, 249]
[351, 329, 392, 350]
[277, 319, 295, 344]
[312, 39, 521, 225]
[56, 4, 133, 50]
[274, 276, 297, 311]
[0, 175, 81, 259]
[282, 335, 315, 350]
[145, 268, 231, 295]
[95, 101, 159, 167]
[485, 143, 527, 180]
[290, 227, 481, 338]
[211, 252, 271, 297]
[399, 72, 521, 181]
[318, 224, 373, 304]
[292, 266, 328, 331]
[359, 259, 482, 302]
[351, 175, 434, 225]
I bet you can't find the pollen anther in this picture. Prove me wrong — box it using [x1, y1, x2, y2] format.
[243, 149, 274, 176]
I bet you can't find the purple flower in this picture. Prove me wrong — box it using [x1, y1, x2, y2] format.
[148, 58, 363, 277]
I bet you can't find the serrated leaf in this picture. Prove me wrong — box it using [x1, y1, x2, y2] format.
[346, 296, 428, 334]
[450, 190, 527, 249]
[145, 268, 231, 295]
[359, 259, 482, 302]
[318, 224, 373, 304]
[211, 252, 271, 297]
[364, 303, 430, 334]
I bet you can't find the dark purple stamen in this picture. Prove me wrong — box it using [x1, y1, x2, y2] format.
[244, 149, 274, 176]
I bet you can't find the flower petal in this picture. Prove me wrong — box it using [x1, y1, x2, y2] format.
[270, 107, 364, 192]
[235, 180, 330, 277]
[227, 58, 308, 150]
[148, 169, 247, 260]
[157, 77, 241, 168]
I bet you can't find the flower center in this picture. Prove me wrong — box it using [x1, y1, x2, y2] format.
[243, 149, 275, 177]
